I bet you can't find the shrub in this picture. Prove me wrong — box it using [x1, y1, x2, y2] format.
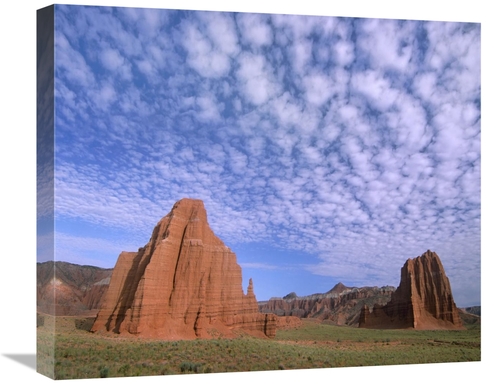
[75, 318, 96, 331]
[118, 364, 130, 375]
[99, 367, 109, 378]
[180, 361, 203, 373]
[37, 314, 45, 327]
[204, 364, 213, 373]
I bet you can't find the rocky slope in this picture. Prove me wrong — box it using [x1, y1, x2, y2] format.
[259, 282, 395, 326]
[359, 250, 465, 330]
[37, 261, 112, 316]
[461, 306, 481, 316]
[91, 198, 276, 340]
[458, 307, 481, 326]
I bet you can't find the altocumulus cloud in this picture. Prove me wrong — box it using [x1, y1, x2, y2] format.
[47, 5, 480, 306]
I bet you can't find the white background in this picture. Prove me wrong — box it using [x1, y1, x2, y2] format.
[0, 1, 495, 383]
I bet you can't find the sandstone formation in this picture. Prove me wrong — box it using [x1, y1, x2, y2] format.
[91, 198, 277, 339]
[37, 261, 112, 316]
[359, 250, 465, 330]
[276, 316, 302, 330]
[259, 282, 395, 326]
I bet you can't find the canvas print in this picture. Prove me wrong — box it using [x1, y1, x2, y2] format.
[36, 4, 481, 380]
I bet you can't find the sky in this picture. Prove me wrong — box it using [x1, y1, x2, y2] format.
[37, 4, 481, 307]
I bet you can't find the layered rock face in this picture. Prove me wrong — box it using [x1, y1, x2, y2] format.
[359, 250, 465, 330]
[37, 261, 112, 316]
[259, 282, 395, 326]
[91, 198, 276, 339]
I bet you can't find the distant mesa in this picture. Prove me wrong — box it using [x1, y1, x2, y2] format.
[283, 292, 298, 300]
[326, 282, 350, 295]
[259, 282, 395, 326]
[91, 198, 277, 340]
[359, 250, 465, 330]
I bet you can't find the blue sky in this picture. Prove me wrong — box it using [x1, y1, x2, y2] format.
[38, 4, 481, 307]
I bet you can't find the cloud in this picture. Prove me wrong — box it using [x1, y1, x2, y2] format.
[236, 52, 281, 105]
[90, 82, 117, 110]
[357, 18, 417, 73]
[51, 7, 481, 306]
[201, 12, 240, 56]
[195, 94, 223, 122]
[237, 13, 273, 48]
[302, 71, 336, 107]
[240, 262, 279, 270]
[55, 31, 95, 88]
[181, 13, 240, 78]
[100, 47, 132, 80]
[54, 232, 141, 268]
[291, 39, 312, 74]
[333, 39, 355, 67]
[351, 70, 400, 111]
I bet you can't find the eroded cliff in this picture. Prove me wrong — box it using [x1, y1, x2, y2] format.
[359, 250, 464, 330]
[91, 198, 276, 339]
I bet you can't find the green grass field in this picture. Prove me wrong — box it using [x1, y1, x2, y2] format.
[37, 316, 480, 380]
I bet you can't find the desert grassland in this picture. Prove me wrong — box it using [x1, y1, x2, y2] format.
[37, 316, 480, 380]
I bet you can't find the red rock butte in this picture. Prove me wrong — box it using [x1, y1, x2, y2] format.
[359, 250, 465, 330]
[91, 198, 276, 339]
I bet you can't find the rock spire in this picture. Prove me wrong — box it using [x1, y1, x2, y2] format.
[91, 198, 276, 339]
[359, 250, 464, 330]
